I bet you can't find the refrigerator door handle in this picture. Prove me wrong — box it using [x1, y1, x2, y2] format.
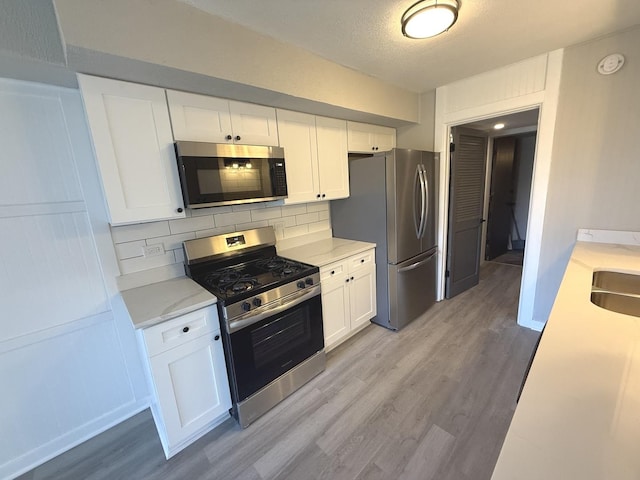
[413, 164, 422, 238]
[420, 165, 429, 239]
[398, 254, 434, 273]
[417, 165, 427, 238]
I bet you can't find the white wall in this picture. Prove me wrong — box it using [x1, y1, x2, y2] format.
[512, 133, 536, 242]
[396, 90, 436, 151]
[0, 79, 149, 479]
[534, 26, 640, 323]
[52, 0, 419, 126]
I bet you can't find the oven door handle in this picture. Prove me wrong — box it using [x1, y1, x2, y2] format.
[228, 285, 321, 334]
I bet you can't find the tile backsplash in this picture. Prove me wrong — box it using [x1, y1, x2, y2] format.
[111, 201, 331, 281]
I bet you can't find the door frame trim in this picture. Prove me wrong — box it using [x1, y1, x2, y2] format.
[434, 50, 564, 331]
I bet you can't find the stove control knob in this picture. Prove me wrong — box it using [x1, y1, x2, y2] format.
[305, 277, 314, 286]
[297, 280, 306, 289]
[252, 297, 262, 307]
[241, 302, 251, 312]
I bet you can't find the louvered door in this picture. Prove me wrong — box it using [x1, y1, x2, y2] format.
[446, 127, 488, 298]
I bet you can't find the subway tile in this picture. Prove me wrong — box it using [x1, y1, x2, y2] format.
[281, 204, 307, 216]
[195, 226, 236, 238]
[110, 221, 170, 243]
[234, 220, 269, 231]
[214, 210, 251, 227]
[232, 203, 265, 212]
[190, 205, 233, 217]
[250, 207, 282, 222]
[283, 224, 309, 238]
[269, 216, 297, 228]
[119, 251, 176, 275]
[115, 240, 146, 260]
[306, 201, 329, 213]
[174, 248, 185, 263]
[318, 209, 330, 221]
[307, 219, 331, 233]
[169, 216, 214, 235]
[150, 232, 196, 251]
[296, 212, 320, 225]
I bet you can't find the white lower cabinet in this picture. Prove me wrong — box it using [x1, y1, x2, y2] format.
[138, 305, 231, 458]
[320, 249, 376, 351]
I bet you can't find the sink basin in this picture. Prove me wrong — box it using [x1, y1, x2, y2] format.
[592, 271, 640, 296]
[591, 291, 640, 318]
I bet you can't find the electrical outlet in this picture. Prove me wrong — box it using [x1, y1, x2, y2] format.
[143, 244, 165, 258]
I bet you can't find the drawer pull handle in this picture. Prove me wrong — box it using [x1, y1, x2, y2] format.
[182, 326, 189, 333]
[214, 334, 220, 341]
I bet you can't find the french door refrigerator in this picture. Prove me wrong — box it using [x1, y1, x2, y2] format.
[331, 148, 438, 330]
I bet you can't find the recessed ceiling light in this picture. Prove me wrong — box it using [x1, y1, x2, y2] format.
[494, 123, 505, 130]
[401, 0, 459, 39]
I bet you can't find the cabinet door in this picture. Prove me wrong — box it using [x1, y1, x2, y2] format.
[321, 275, 351, 351]
[277, 109, 320, 204]
[374, 126, 396, 152]
[78, 75, 185, 225]
[229, 101, 279, 146]
[166, 90, 233, 143]
[346, 121, 375, 153]
[316, 116, 349, 201]
[149, 332, 231, 453]
[349, 263, 377, 331]
[347, 121, 396, 153]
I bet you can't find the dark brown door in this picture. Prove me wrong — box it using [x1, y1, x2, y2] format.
[486, 137, 516, 260]
[446, 127, 488, 299]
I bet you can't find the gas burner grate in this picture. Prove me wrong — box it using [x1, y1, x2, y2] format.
[203, 269, 260, 295]
[256, 257, 306, 278]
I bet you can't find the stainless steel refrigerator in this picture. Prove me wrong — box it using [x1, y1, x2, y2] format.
[331, 148, 438, 330]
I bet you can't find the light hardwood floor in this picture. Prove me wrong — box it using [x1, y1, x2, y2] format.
[19, 262, 539, 480]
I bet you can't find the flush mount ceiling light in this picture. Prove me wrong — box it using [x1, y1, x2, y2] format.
[494, 123, 505, 130]
[401, 0, 459, 39]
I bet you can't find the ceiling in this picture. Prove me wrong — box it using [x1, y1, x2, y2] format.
[180, 0, 640, 93]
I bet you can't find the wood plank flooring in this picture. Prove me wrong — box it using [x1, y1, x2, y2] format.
[18, 262, 539, 480]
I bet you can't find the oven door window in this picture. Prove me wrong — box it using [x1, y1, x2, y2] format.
[229, 295, 323, 401]
[180, 156, 286, 206]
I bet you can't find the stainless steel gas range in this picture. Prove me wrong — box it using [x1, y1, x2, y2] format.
[183, 227, 325, 428]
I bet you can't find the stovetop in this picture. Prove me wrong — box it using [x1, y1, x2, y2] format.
[188, 249, 319, 305]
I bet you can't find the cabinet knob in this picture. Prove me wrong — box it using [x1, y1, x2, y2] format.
[226, 134, 233, 141]
[316, 194, 321, 198]
[182, 326, 189, 333]
[214, 334, 220, 341]
[372, 146, 376, 151]
[177, 207, 184, 213]
[361, 259, 365, 263]
[346, 278, 350, 283]
[321, 194, 326, 198]
[331, 270, 335, 275]
[351, 276, 354, 280]
[235, 135, 241, 141]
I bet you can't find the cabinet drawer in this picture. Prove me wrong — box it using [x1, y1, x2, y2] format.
[320, 260, 347, 281]
[350, 250, 375, 271]
[143, 306, 219, 356]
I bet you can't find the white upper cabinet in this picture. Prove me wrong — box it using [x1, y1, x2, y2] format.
[277, 110, 349, 204]
[77, 74, 185, 225]
[167, 90, 279, 146]
[347, 121, 396, 153]
[316, 116, 350, 201]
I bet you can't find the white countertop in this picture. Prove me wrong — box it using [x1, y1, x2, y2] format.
[121, 276, 217, 329]
[278, 237, 376, 267]
[492, 241, 640, 479]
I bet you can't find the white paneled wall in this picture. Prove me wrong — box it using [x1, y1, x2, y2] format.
[0, 79, 148, 479]
[111, 201, 331, 280]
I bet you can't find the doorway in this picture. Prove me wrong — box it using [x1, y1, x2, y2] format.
[445, 109, 539, 299]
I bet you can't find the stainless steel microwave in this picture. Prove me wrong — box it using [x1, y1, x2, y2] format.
[175, 141, 288, 209]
